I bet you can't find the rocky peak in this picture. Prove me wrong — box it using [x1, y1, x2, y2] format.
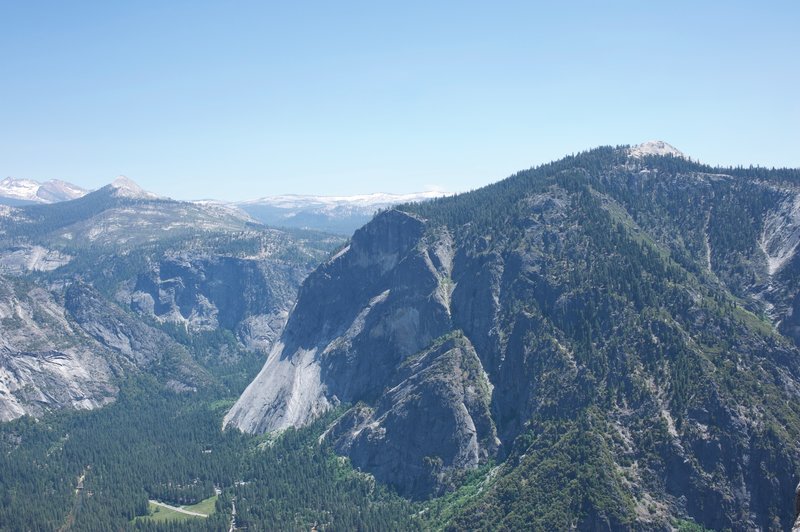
[224, 208, 452, 437]
[348, 209, 426, 273]
[628, 140, 686, 159]
[107, 175, 159, 200]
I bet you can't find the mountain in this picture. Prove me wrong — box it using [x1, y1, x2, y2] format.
[234, 191, 448, 234]
[0, 177, 261, 248]
[226, 142, 800, 530]
[0, 177, 341, 421]
[0, 177, 86, 205]
[1, 175, 448, 235]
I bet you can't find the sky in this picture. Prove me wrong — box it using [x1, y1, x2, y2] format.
[0, 1, 798, 201]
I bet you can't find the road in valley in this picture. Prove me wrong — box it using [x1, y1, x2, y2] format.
[148, 500, 208, 518]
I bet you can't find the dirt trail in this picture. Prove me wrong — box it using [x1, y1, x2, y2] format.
[59, 466, 89, 531]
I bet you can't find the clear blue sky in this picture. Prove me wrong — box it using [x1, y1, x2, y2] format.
[1, 1, 798, 200]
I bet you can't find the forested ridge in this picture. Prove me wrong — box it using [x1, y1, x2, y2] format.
[393, 146, 800, 529]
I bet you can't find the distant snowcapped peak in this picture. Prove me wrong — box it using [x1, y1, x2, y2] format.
[108, 176, 159, 200]
[628, 140, 686, 159]
[0, 176, 87, 203]
[0, 177, 39, 195]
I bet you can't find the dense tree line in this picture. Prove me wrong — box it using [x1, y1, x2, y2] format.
[0, 376, 419, 531]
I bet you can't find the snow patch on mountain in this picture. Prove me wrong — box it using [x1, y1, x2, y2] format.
[192, 200, 256, 222]
[239, 191, 448, 211]
[0, 178, 39, 200]
[0, 177, 87, 203]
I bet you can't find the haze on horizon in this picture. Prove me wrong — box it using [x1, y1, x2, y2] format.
[1, 1, 798, 201]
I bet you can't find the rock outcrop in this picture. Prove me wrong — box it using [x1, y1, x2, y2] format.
[225, 210, 449, 434]
[0, 277, 117, 421]
[224, 210, 497, 497]
[0, 278, 204, 421]
[324, 334, 497, 498]
[121, 253, 302, 351]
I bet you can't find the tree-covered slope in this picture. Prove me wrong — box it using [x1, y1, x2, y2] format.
[0, 376, 419, 531]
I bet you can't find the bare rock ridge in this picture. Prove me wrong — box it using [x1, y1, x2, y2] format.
[227, 145, 800, 528]
[628, 139, 685, 159]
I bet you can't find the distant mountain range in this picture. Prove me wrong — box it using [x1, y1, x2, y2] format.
[0, 177, 86, 205]
[1, 177, 447, 234]
[232, 191, 449, 234]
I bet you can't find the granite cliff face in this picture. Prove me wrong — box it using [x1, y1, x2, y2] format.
[225, 210, 451, 435]
[324, 334, 498, 497]
[0, 277, 117, 421]
[224, 210, 501, 498]
[0, 278, 203, 421]
[119, 253, 305, 352]
[229, 145, 800, 528]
